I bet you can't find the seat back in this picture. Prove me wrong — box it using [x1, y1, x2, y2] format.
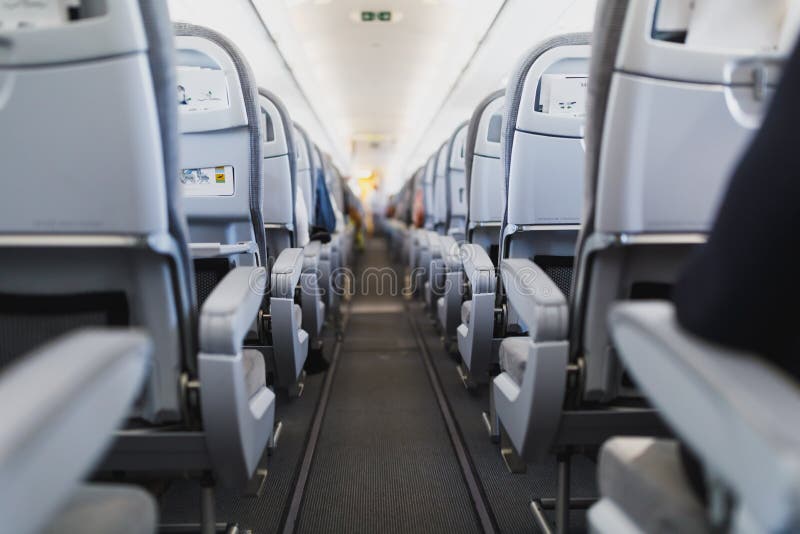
[465, 90, 505, 264]
[0, 0, 192, 423]
[431, 142, 450, 234]
[422, 154, 438, 230]
[500, 34, 591, 300]
[293, 123, 316, 233]
[175, 24, 266, 308]
[258, 89, 298, 255]
[446, 123, 470, 241]
[574, 0, 782, 402]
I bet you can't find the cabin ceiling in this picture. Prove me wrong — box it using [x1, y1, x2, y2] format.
[168, 0, 597, 193]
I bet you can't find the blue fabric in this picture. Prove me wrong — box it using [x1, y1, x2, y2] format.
[315, 169, 337, 233]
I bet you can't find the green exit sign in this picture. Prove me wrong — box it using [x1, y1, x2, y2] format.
[361, 11, 391, 22]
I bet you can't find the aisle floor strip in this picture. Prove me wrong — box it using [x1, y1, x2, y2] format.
[280, 304, 351, 534]
[406, 304, 499, 534]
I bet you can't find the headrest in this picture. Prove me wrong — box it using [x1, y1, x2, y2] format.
[293, 123, 311, 172]
[258, 89, 296, 165]
[502, 32, 591, 193]
[466, 90, 504, 183]
[612, 0, 788, 84]
[432, 142, 450, 225]
[445, 122, 470, 228]
[465, 90, 506, 226]
[448, 122, 469, 173]
[0, 0, 145, 66]
[585, 0, 791, 235]
[0, 0, 181, 237]
[423, 154, 436, 186]
[502, 33, 591, 228]
[174, 23, 265, 263]
[174, 37, 247, 133]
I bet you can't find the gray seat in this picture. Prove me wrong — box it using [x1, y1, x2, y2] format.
[491, 33, 591, 459]
[592, 437, 708, 534]
[425, 125, 467, 316]
[0, 4, 275, 511]
[257, 89, 313, 386]
[497, 336, 528, 386]
[601, 302, 800, 532]
[410, 156, 438, 296]
[45, 484, 158, 534]
[456, 90, 506, 385]
[177, 32, 310, 392]
[0, 329, 152, 534]
[496, 2, 781, 529]
[460, 300, 472, 326]
[435, 123, 469, 339]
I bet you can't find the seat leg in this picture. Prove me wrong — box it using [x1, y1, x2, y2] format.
[530, 452, 596, 534]
[482, 386, 500, 443]
[555, 454, 571, 534]
[499, 425, 527, 474]
[200, 481, 216, 534]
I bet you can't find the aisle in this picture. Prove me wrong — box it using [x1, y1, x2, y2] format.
[295, 239, 483, 534]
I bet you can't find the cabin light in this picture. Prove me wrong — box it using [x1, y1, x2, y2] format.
[356, 168, 374, 180]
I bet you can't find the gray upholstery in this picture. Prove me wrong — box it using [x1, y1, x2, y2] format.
[242, 349, 267, 399]
[572, 0, 629, 306]
[293, 303, 302, 328]
[260, 89, 297, 203]
[139, 0, 197, 351]
[596, 438, 708, 534]
[174, 23, 267, 265]
[259, 88, 298, 241]
[501, 259, 569, 342]
[501, 32, 593, 195]
[0, 329, 152, 534]
[293, 123, 316, 228]
[583, 0, 628, 222]
[0, 0, 191, 419]
[199, 267, 266, 355]
[465, 89, 504, 223]
[499, 336, 529, 385]
[44, 484, 158, 534]
[610, 302, 800, 532]
[460, 301, 472, 326]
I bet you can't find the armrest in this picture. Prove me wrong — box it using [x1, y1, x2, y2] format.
[461, 244, 495, 294]
[427, 232, 442, 259]
[271, 248, 304, 299]
[200, 266, 266, 355]
[0, 329, 152, 534]
[500, 258, 568, 342]
[610, 302, 800, 532]
[189, 241, 256, 259]
[302, 240, 322, 272]
[438, 235, 462, 271]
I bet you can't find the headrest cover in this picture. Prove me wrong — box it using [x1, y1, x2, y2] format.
[173, 22, 266, 265]
[502, 32, 592, 194]
[259, 88, 297, 190]
[465, 90, 504, 196]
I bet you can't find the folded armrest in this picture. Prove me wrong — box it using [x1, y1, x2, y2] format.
[0, 329, 152, 534]
[302, 241, 322, 272]
[500, 258, 568, 341]
[200, 266, 267, 355]
[461, 244, 495, 294]
[189, 241, 257, 259]
[271, 248, 304, 299]
[610, 302, 800, 533]
[438, 235, 463, 271]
